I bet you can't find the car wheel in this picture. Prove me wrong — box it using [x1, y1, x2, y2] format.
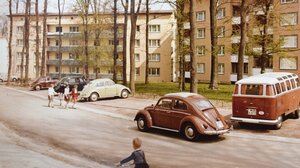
[136, 115, 149, 132]
[12, 78, 17, 82]
[121, 90, 129, 99]
[294, 107, 300, 119]
[183, 123, 198, 141]
[35, 85, 41, 91]
[89, 92, 99, 102]
[273, 115, 283, 130]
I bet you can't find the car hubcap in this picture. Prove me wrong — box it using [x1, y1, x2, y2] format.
[122, 91, 128, 98]
[185, 126, 194, 138]
[138, 119, 144, 129]
[91, 94, 97, 101]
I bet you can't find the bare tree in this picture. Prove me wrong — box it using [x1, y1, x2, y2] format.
[189, 0, 197, 93]
[58, 0, 63, 79]
[129, 0, 142, 95]
[14, 0, 19, 13]
[121, 0, 128, 85]
[7, 0, 13, 85]
[40, 0, 48, 76]
[35, 0, 40, 78]
[209, 0, 218, 90]
[24, 0, 31, 85]
[113, 0, 118, 82]
[145, 0, 149, 84]
[237, 0, 247, 81]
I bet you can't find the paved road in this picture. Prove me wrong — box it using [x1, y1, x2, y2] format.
[0, 86, 300, 168]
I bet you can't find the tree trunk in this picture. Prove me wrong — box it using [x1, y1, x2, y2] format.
[113, 0, 118, 82]
[260, 3, 270, 74]
[24, 0, 31, 85]
[145, 0, 149, 84]
[16, 0, 19, 14]
[58, 0, 62, 79]
[41, 0, 48, 76]
[35, 0, 40, 78]
[209, 0, 218, 90]
[129, 0, 142, 95]
[237, 0, 247, 80]
[83, 0, 90, 80]
[177, 0, 185, 91]
[7, 0, 13, 85]
[122, 0, 128, 85]
[189, 0, 197, 93]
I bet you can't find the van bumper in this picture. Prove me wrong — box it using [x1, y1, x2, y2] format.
[230, 116, 280, 125]
[204, 129, 230, 135]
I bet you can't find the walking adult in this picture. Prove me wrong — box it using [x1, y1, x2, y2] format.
[64, 83, 70, 109]
[71, 84, 79, 109]
[47, 84, 57, 108]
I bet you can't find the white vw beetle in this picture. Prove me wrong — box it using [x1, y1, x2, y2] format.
[79, 78, 131, 101]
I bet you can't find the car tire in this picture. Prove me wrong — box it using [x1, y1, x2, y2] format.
[12, 78, 17, 82]
[294, 107, 300, 119]
[89, 92, 99, 102]
[35, 85, 41, 91]
[136, 115, 149, 132]
[182, 123, 198, 141]
[273, 115, 283, 130]
[121, 90, 129, 99]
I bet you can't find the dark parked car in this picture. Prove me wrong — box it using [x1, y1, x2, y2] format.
[30, 76, 57, 90]
[54, 76, 87, 93]
[134, 92, 231, 141]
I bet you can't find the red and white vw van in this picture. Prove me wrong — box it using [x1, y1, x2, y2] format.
[231, 72, 300, 129]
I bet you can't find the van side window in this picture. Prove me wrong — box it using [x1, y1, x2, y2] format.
[241, 84, 263, 95]
[234, 84, 239, 94]
[266, 85, 275, 96]
[286, 81, 291, 90]
[290, 79, 296, 89]
[280, 82, 286, 92]
[275, 83, 281, 94]
[296, 78, 300, 87]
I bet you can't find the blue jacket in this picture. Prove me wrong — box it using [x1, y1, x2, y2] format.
[120, 149, 147, 167]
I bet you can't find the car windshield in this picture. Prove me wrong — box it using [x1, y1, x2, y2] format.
[194, 100, 214, 110]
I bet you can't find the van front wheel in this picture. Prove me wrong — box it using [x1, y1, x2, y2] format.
[273, 115, 283, 130]
[294, 107, 300, 119]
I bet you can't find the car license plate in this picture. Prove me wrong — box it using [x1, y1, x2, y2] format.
[216, 121, 224, 129]
[248, 109, 256, 115]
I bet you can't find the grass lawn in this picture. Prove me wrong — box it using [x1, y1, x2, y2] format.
[136, 83, 234, 102]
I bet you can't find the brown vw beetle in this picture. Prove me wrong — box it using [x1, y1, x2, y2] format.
[134, 92, 230, 141]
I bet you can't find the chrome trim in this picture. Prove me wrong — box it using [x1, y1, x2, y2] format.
[230, 116, 280, 125]
[203, 129, 230, 135]
[151, 126, 179, 132]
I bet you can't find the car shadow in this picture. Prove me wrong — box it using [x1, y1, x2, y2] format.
[129, 126, 226, 143]
[78, 97, 121, 103]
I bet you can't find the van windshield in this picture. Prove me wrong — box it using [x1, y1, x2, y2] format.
[241, 84, 263, 95]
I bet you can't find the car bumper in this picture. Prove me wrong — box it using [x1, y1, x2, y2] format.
[230, 116, 280, 125]
[203, 129, 230, 135]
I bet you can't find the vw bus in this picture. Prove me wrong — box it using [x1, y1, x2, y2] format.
[231, 72, 300, 129]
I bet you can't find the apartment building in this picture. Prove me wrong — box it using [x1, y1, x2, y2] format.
[184, 0, 300, 83]
[8, 11, 173, 82]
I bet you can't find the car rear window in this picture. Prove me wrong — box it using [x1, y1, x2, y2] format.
[195, 100, 213, 111]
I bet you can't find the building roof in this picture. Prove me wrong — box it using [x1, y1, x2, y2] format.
[236, 72, 297, 85]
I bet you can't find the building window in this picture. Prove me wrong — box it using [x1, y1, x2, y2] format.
[94, 39, 100, 46]
[70, 26, 79, 32]
[197, 63, 205, 73]
[136, 25, 140, 32]
[135, 53, 140, 62]
[69, 40, 79, 46]
[197, 28, 205, 38]
[217, 26, 225, 37]
[55, 53, 62, 60]
[109, 40, 119, 45]
[218, 63, 225, 74]
[55, 40, 59, 46]
[149, 39, 160, 47]
[56, 26, 62, 32]
[231, 63, 248, 74]
[135, 39, 140, 47]
[196, 46, 205, 55]
[149, 25, 160, 32]
[136, 68, 140, 76]
[218, 45, 225, 55]
[17, 39, 23, 46]
[69, 66, 80, 73]
[149, 53, 160, 62]
[196, 11, 205, 21]
[281, 35, 298, 48]
[281, 0, 297, 4]
[69, 53, 79, 59]
[216, 8, 225, 19]
[280, 57, 297, 70]
[17, 26, 23, 33]
[17, 52, 23, 59]
[280, 13, 298, 26]
[55, 66, 59, 72]
[149, 68, 160, 76]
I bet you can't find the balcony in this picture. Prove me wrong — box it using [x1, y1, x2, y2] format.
[232, 16, 249, 25]
[63, 32, 81, 38]
[47, 46, 79, 52]
[46, 59, 81, 66]
[183, 22, 190, 29]
[252, 68, 273, 76]
[231, 55, 249, 63]
[230, 74, 249, 82]
[252, 27, 273, 35]
[231, 36, 241, 44]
